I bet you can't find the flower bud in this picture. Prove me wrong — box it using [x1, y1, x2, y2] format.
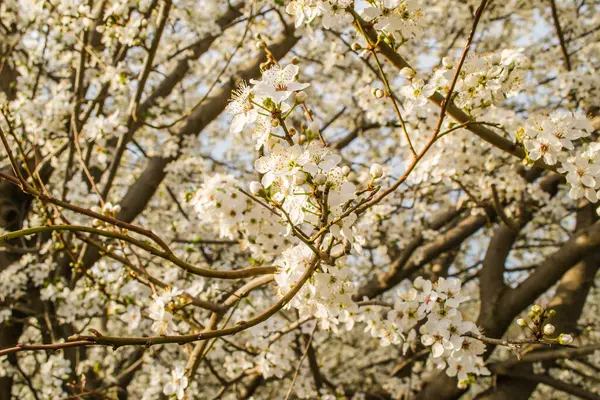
[374, 89, 384, 98]
[351, 42, 362, 51]
[530, 304, 542, 315]
[516, 318, 527, 327]
[308, 120, 320, 134]
[299, 134, 307, 144]
[442, 57, 454, 69]
[370, 163, 383, 179]
[314, 174, 327, 185]
[295, 171, 306, 185]
[400, 67, 415, 80]
[295, 91, 308, 103]
[547, 309, 556, 317]
[291, 56, 299, 65]
[341, 166, 351, 176]
[249, 181, 263, 196]
[270, 118, 280, 127]
[543, 324, 555, 335]
[558, 333, 573, 345]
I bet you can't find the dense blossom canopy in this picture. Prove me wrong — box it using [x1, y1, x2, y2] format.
[0, 0, 599, 399]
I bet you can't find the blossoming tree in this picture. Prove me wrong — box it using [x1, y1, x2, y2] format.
[0, 0, 599, 399]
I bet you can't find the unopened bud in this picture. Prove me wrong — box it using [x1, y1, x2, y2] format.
[400, 67, 415, 80]
[295, 171, 307, 185]
[442, 57, 453, 69]
[558, 333, 573, 345]
[291, 56, 299, 65]
[543, 324, 555, 336]
[530, 304, 543, 315]
[516, 318, 527, 327]
[270, 118, 280, 127]
[295, 91, 308, 103]
[373, 89, 384, 99]
[314, 174, 327, 185]
[249, 181, 263, 196]
[341, 166, 351, 176]
[308, 120, 320, 134]
[370, 163, 383, 179]
[351, 42, 362, 51]
[299, 134, 307, 144]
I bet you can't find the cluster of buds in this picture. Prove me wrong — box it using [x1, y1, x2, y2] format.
[91, 202, 121, 227]
[371, 88, 384, 99]
[516, 304, 573, 345]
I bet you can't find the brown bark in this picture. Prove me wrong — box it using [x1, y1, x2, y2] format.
[475, 202, 600, 400]
[416, 198, 600, 400]
[356, 206, 484, 299]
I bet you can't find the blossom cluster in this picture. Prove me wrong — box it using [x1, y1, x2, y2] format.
[399, 49, 528, 114]
[285, 0, 424, 37]
[195, 63, 362, 261]
[194, 63, 366, 332]
[148, 287, 183, 335]
[358, 277, 489, 388]
[3, 0, 599, 398]
[190, 63, 492, 387]
[191, 173, 291, 261]
[519, 111, 598, 203]
[274, 244, 358, 331]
